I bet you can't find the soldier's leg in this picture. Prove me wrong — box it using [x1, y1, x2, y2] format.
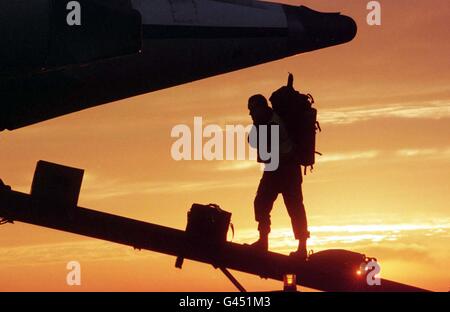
[282, 186, 308, 239]
[253, 171, 279, 249]
[281, 166, 309, 255]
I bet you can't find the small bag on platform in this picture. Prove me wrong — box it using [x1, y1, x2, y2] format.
[186, 203, 232, 245]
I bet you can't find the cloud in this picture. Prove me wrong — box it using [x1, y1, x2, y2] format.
[213, 147, 450, 172]
[212, 151, 381, 172]
[82, 177, 255, 200]
[319, 101, 450, 125]
[215, 160, 259, 171]
[395, 148, 450, 159]
[0, 241, 159, 267]
[396, 149, 438, 157]
[211, 101, 450, 126]
[317, 151, 380, 163]
[234, 221, 450, 254]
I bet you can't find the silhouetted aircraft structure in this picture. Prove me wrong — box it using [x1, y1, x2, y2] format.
[0, 161, 429, 292]
[0, 0, 357, 131]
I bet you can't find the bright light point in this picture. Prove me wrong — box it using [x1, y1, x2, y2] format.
[284, 274, 295, 285]
[283, 274, 297, 292]
[356, 270, 362, 276]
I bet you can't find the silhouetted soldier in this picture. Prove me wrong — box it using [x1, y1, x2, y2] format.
[248, 94, 309, 259]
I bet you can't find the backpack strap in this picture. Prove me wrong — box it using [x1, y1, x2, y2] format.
[287, 72, 294, 89]
[229, 223, 235, 241]
[303, 164, 315, 176]
[315, 121, 322, 132]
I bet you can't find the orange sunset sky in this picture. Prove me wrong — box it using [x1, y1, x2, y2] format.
[0, 0, 449, 291]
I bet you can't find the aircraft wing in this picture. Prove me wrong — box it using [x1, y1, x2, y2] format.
[0, 0, 356, 131]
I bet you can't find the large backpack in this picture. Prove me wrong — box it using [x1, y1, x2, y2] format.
[269, 74, 322, 174]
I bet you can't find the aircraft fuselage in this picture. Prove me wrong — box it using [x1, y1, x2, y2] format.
[0, 0, 357, 130]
